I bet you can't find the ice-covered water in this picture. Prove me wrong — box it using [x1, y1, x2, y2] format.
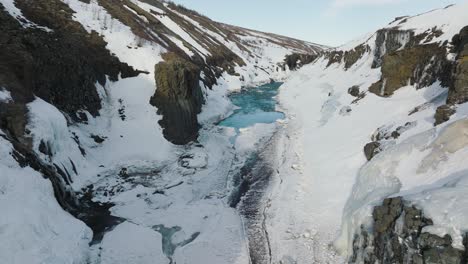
[219, 82, 285, 133]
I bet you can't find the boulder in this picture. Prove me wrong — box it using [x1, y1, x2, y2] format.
[364, 141, 381, 161]
[434, 105, 456, 126]
[348, 86, 361, 97]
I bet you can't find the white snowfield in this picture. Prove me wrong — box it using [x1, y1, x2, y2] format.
[271, 2, 468, 263]
[2, 0, 468, 263]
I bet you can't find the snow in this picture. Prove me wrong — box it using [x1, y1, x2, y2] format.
[268, 3, 468, 262]
[130, 0, 165, 15]
[152, 13, 210, 57]
[386, 2, 468, 44]
[1, 0, 321, 263]
[100, 222, 169, 264]
[65, 0, 165, 74]
[1, 0, 52, 31]
[166, 34, 195, 57]
[0, 137, 92, 264]
[27, 97, 87, 181]
[11, 0, 468, 263]
[0, 87, 12, 102]
[235, 123, 277, 155]
[123, 5, 149, 24]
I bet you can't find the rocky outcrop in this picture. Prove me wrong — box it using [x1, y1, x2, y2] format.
[434, 105, 456, 126]
[351, 197, 467, 264]
[363, 142, 381, 161]
[344, 44, 370, 69]
[372, 27, 444, 68]
[364, 122, 416, 161]
[432, 26, 468, 126]
[447, 26, 468, 105]
[0, 1, 135, 241]
[348, 86, 361, 97]
[2, 0, 139, 119]
[284, 53, 318, 70]
[369, 43, 450, 97]
[150, 54, 204, 145]
[325, 44, 370, 69]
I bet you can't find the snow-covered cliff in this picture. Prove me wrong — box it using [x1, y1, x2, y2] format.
[272, 3, 468, 263]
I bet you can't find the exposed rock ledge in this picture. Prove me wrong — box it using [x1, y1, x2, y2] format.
[351, 197, 468, 264]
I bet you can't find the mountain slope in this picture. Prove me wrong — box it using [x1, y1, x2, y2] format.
[270, 3, 468, 263]
[0, 0, 324, 263]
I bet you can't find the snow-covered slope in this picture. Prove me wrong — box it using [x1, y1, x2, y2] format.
[3, 0, 468, 263]
[270, 2, 468, 263]
[0, 0, 324, 263]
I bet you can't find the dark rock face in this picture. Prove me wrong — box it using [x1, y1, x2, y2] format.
[0, 0, 139, 121]
[364, 141, 381, 161]
[284, 53, 318, 70]
[447, 26, 468, 105]
[326, 50, 344, 67]
[351, 197, 467, 264]
[325, 44, 370, 69]
[372, 29, 412, 69]
[344, 44, 370, 69]
[0, 102, 30, 147]
[434, 105, 456, 126]
[0, 1, 134, 241]
[367, 28, 452, 97]
[372, 28, 443, 69]
[369, 43, 450, 97]
[150, 54, 204, 145]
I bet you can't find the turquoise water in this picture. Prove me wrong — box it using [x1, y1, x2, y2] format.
[219, 82, 285, 132]
[153, 225, 200, 264]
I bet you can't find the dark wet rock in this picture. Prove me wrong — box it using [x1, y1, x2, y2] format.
[447, 26, 468, 105]
[150, 54, 204, 145]
[419, 233, 453, 249]
[351, 197, 466, 264]
[284, 53, 318, 70]
[434, 104, 456, 126]
[118, 167, 128, 178]
[364, 141, 381, 161]
[91, 134, 106, 144]
[348, 86, 361, 97]
[0, 102, 31, 148]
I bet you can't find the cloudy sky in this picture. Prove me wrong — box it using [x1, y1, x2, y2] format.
[170, 0, 466, 46]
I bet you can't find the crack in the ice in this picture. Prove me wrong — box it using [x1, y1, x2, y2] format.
[262, 198, 273, 264]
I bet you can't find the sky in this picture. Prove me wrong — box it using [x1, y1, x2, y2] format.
[170, 0, 467, 47]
